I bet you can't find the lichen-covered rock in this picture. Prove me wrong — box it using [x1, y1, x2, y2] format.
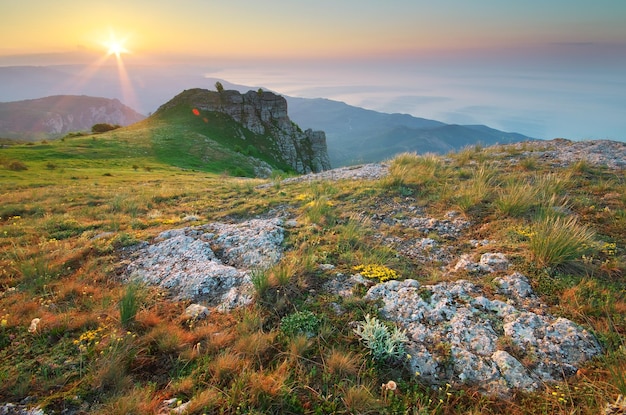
[365, 275, 602, 396]
[453, 253, 509, 274]
[0, 403, 45, 415]
[125, 218, 284, 310]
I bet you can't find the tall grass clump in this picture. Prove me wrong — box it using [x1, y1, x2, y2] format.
[454, 164, 496, 213]
[494, 180, 538, 217]
[529, 215, 597, 270]
[386, 152, 442, 188]
[250, 268, 270, 299]
[119, 283, 142, 328]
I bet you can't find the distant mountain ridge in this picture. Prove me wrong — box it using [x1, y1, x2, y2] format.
[0, 95, 145, 140]
[0, 65, 535, 166]
[286, 97, 534, 167]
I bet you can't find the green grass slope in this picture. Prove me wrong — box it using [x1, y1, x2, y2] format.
[0, 100, 299, 181]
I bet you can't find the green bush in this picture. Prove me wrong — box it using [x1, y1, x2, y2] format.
[92, 123, 121, 133]
[280, 310, 320, 338]
[7, 160, 27, 171]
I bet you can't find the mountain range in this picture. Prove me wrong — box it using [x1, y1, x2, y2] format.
[0, 65, 535, 165]
[0, 95, 145, 141]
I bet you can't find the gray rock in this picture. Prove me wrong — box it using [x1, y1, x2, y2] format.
[365, 274, 602, 396]
[479, 253, 509, 272]
[323, 273, 375, 298]
[494, 272, 534, 300]
[453, 253, 508, 274]
[0, 403, 45, 415]
[125, 218, 284, 310]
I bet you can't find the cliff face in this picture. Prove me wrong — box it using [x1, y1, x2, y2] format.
[0, 95, 145, 140]
[158, 88, 331, 173]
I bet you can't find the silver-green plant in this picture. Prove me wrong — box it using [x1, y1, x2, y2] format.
[354, 314, 408, 362]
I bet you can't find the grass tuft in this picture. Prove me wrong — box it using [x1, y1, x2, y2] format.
[529, 215, 597, 270]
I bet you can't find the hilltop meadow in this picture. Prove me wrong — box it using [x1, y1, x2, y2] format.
[0, 130, 625, 414]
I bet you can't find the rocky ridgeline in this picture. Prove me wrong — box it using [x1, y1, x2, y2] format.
[508, 138, 626, 169]
[157, 88, 331, 174]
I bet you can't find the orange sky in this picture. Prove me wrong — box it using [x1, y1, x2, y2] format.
[2, 0, 625, 60]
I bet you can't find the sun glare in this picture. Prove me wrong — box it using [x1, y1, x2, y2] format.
[104, 36, 129, 58]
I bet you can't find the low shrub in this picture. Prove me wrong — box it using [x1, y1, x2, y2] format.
[354, 314, 407, 362]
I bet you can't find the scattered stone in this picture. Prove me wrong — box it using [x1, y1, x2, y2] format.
[405, 216, 470, 240]
[365, 275, 602, 396]
[284, 219, 298, 228]
[28, 318, 40, 334]
[0, 403, 45, 415]
[603, 394, 626, 415]
[319, 263, 336, 271]
[453, 254, 485, 274]
[511, 139, 626, 170]
[479, 253, 509, 272]
[159, 398, 190, 415]
[184, 304, 210, 320]
[453, 253, 508, 274]
[469, 239, 491, 248]
[270, 163, 389, 186]
[181, 214, 200, 222]
[323, 273, 375, 298]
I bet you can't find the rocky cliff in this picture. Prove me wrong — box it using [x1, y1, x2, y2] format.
[157, 88, 331, 173]
[0, 95, 145, 140]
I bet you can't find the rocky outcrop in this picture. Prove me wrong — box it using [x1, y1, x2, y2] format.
[365, 274, 602, 397]
[157, 88, 331, 173]
[124, 218, 284, 311]
[0, 95, 145, 140]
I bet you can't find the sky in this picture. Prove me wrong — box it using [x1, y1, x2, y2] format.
[1, 0, 625, 141]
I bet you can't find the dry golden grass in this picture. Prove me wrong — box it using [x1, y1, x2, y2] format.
[324, 348, 359, 377]
[208, 351, 249, 385]
[184, 387, 223, 414]
[232, 330, 277, 363]
[247, 361, 292, 405]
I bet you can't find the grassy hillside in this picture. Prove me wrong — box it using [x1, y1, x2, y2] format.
[0, 102, 298, 182]
[0, 141, 624, 414]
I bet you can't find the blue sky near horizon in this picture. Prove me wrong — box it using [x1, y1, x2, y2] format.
[1, 0, 625, 141]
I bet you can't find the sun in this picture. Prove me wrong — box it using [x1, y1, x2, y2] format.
[104, 36, 129, 58]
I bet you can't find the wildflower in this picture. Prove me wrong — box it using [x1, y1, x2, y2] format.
[381, 380, 398, 403]
[1, 318, 7, 327]
[28, 318, 41, 333]
[384, 380, 397, 391]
